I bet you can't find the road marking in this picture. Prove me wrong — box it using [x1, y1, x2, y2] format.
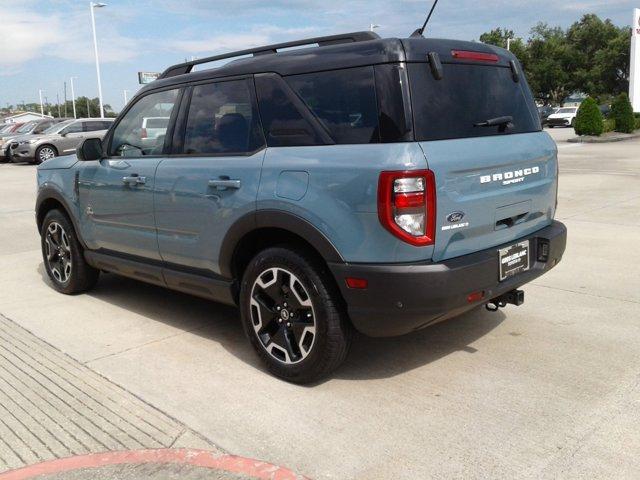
[556, 143, 585, 149]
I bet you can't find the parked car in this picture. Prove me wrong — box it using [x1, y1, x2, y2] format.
[546, 107, 578, 127]
[0, 119, 67, 161]
[538, 105, 557, 126]
[36, 32, 566, 383]
[9, 118, 113, 164]
[0, 122, 25, 139]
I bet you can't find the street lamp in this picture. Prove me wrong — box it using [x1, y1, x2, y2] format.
[70, 77, 78, 119]
[507, 37, 513, 51]
[38, 89, 44, 116]
[90, 2, 106, 118]
[123, 89, 129, 106]
[370, 23, 380, 32]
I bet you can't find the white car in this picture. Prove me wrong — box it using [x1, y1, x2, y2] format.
[546, 107, 578, 128]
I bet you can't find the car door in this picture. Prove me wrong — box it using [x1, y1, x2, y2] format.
[154, 77, 266, 275]
[57, 121, 85, 155]
[78, 88, 181, 260]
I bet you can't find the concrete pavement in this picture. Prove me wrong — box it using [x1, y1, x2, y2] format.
[0, 127, 639, 479]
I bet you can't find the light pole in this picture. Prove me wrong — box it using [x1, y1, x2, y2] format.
[123, 89, 129, 106]
[507, 37, 513, 51]
[38, 89, 44, 116]
[90, 2, 106, 118]
[370, 23, 380, 32]
[70, 77, 78, 119]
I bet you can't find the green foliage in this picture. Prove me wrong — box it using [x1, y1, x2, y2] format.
[603, 118, 615, 133]
[574, 97, 603, 136]
[480, 14, 631, 103]
[610, 93, 635, 133]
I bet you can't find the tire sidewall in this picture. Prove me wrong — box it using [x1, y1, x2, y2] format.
[239, 247, 340, 381]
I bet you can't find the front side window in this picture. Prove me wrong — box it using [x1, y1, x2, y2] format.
[61, 122, 83, 134]
[286, 67, 380, 144]
[110, 89, 178, 157]
[183, 79, 263, 155]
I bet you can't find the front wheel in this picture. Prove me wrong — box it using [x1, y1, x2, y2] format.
[41, 209, 99, 294]
[239, 247, 352, 383]
[34, 145, 57, 164]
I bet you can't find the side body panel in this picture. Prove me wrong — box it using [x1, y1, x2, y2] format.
[257, 143, 431, 263]
[154, 151, 266, 274]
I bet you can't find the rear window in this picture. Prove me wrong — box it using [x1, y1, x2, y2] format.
[286, 67, 379, 144]
[409, 63, 540, 141]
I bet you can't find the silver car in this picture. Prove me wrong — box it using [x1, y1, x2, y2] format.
[8, 118, 114, 164]
[0, 119, 66, 161]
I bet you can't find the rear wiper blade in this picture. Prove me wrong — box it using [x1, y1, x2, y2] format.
[474, 116, 514, 128]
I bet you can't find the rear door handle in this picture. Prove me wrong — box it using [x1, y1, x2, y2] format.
[208, 179, 241, 191]
[122, 175, 146, 186]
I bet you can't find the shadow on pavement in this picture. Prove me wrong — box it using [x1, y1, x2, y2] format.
[38, 264, 505, 382]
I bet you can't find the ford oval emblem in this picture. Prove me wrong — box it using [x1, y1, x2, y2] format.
[447, 211, 465, 223]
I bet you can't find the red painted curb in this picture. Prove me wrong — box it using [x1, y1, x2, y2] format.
[0, 449, 308, 480]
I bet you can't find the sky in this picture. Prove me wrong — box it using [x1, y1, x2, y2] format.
[0, 0, 637, 113]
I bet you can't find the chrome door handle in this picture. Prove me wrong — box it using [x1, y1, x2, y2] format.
[122, 175, 146, 186]
[208, 179, 241, 191]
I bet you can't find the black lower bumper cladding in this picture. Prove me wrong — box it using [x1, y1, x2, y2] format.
[329, 221, 567, 337]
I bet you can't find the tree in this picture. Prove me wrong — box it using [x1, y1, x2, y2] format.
[574, 97, 604, 136]
[479, 28, 528, 69]
[610, 93, 635, 133]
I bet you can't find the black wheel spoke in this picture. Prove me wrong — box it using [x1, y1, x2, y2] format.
[250, 266, 316, 365]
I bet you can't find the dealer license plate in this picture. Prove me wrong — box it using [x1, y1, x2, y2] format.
[499, 240, 530, 281]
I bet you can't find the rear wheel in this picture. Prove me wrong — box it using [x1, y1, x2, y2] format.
[239, 247, 352, 383]
[41, 209, 99, 294]
[35, 145, 57, 164]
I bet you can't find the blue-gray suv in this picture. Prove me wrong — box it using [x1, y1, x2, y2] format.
[36, 32, 567, 383]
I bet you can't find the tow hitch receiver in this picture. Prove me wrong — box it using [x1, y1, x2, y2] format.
[486, 289, 525, 311]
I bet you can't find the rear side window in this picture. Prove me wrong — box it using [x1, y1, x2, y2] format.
[183, 79, 264, 155]
[286, 67, 379, 144]
[409, 63, 540, 141]
[84, 121, 110, 132]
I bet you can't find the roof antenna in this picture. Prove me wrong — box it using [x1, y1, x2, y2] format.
[411, 0, 440, 37]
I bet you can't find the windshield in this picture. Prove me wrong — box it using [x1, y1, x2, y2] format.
[409, 63, 540, 141]
[557, 108, 577, 114]
[43, 120, 74, 134]
[16, 122, 36, 133]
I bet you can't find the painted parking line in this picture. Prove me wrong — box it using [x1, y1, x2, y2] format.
[0, 449, 308, 480]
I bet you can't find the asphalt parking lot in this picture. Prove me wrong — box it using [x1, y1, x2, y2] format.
[1, 127, 639, 479]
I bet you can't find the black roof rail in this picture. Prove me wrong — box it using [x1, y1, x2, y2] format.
[158, 31, 381, 79]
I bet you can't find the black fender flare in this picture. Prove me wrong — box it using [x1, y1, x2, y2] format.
[35, 186, 88, 249]
[218, 209, 344, 279]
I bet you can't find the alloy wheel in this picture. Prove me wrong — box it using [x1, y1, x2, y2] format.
[249, 267, 316, 364]
[39, 147, 56, 162]
[44, 222, 72, 284]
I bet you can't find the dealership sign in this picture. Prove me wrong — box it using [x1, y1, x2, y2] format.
[138, 72, 160, 84]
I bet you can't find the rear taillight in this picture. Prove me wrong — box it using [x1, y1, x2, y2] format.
[451, 50, 499, 63]
[377, 170, 436, 246]
[140, 127, 148, 139]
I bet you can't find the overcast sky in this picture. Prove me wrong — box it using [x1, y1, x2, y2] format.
[0, 0, 637, 113]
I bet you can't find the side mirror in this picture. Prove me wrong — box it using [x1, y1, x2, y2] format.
[77, 138, 103, 161]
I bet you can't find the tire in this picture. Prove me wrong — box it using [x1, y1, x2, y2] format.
[34, 145, 58, 165]
[41, 209, 99, 294]
[239, 246, 352, 383]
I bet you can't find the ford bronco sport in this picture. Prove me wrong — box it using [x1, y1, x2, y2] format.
[36, 31, 567, 383]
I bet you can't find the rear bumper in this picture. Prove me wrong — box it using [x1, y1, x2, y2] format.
[329, 220, 567, 337]
[547, 118, 572, 127]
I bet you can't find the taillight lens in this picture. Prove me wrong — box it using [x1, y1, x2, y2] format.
[377, 170, 436, 246]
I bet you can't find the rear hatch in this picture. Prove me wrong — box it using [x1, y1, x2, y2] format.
[404, 40, 558, 262]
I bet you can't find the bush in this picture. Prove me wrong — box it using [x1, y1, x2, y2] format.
[611, 93, 635, 133]
[574, 97, 604, 136]
[603, 118, 615, 133]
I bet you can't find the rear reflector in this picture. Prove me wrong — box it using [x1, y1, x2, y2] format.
[467, 291, 485, 303]
[346, 277, 368, 289]
[451, 50, 499, 63]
